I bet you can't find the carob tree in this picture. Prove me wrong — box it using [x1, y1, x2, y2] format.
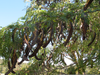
[0, 0, 100, 74]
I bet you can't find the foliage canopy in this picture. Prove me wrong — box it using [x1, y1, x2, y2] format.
[0, 0, 100, 74]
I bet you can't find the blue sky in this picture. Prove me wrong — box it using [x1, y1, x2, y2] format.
[0, 0, 29, 27]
